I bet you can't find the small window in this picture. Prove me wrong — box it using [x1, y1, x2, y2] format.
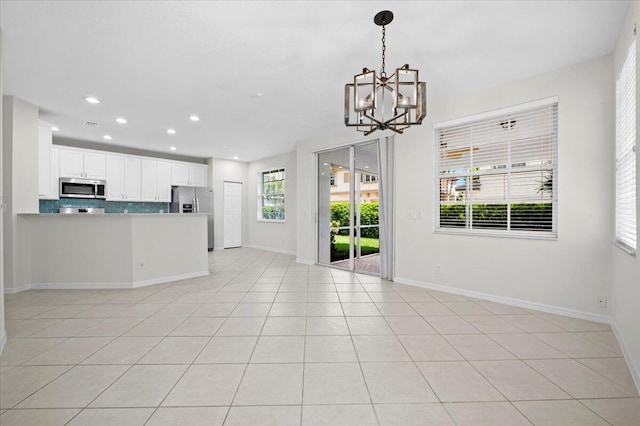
[343, 172, 350, 183]
[258, 168, 285, 221]
[361, 174, 378, 183]
[615, 37, 637, 252]
[435, 99, 558, 238]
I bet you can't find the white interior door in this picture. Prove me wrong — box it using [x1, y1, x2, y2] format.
[224, 181, 242, 248]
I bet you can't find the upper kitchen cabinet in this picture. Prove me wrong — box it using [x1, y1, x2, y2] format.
[171, 162, 189, 186]
[190, 164, 207, 187]
[59, 148, 106, 180]
[106, 155, 124, 200]
[157, 161, 172, 201]
[171, 162, 207, 187]
[141, 159, 172, 202]
[124, 157, 142, 201]
[106, 155, 142, 201]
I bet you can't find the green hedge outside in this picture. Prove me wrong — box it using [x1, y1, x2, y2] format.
[331, 202, 379, 238]
[440, 203, 552, 231]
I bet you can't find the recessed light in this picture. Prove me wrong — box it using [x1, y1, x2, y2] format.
[51, 126, 60, 131]
[84, 96, 100, 104]
[323, 163, 328, 166]
[169, 146, 177, 151]
[167, 129, 176, 134]
[365, 166, 369, 169]
[116, 117, 127, 124]
[233, 156, 239, 160]
[103, 135, 112, 140]
[189, 115, 200, 122]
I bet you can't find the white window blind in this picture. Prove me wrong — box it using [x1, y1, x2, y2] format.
[616, 37, 637, 252]
[258, 168, 285, 221]
[436, 100, 558, 237]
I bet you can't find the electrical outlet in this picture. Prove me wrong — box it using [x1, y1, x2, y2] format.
[597, 296, 607, 308]
[435, 264, 443, 274]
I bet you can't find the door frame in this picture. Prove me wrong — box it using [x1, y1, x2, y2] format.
[315, 139, 382, 276]
[223, 180, 243, 249]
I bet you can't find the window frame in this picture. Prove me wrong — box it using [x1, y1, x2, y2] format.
[614, 34, 637, 255]
[433, 97, 559, 240]
[257, 167, 286, 223]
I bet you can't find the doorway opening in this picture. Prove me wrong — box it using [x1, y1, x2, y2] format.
[317, 141, 383, 275]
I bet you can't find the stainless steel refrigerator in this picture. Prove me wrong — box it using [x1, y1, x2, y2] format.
[170, 186, 214, 251]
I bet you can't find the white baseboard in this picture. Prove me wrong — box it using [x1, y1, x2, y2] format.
[32, 282, 136, 290]
[296, 258, 315, 265]
[393, 276, 611, 324]
[0, 329, 6, 356]
[4, 284, 32, 294]
[610, 321, 640, 393]
[132, 270, 210, 288]
[244, 244, 296, 256]
[16, 271, 210, 292]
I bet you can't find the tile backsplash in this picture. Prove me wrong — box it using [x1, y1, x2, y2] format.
[40, 199, 170, 214]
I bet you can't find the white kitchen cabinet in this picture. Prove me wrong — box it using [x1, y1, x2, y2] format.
[141, 159, 171, 202]
[84, 152, 107, 179]
[107, 155, 141, 201]
[38, 124, 57, 199]
[124, 158, 142, 201]
[171, 162, 189, 186]
[189, 164, 207, 187]
[157, 161, 172, 201]
[106, 156, 125, 201]
[59, 149, 84, 178]
[59, 149, 106, 180]
[51, 146, 202, 201]
[171, 162, 207, 187]
[41, 148, 60, 200]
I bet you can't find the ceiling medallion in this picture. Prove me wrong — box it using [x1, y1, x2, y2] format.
[344, 10, 426, 135]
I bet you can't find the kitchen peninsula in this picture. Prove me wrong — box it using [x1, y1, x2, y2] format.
[13, 213, 209, 292]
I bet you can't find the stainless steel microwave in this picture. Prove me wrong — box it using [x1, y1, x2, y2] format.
[59, 178, 106, 199]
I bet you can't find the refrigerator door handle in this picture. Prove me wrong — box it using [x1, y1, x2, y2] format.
[196, 198, 200, 213]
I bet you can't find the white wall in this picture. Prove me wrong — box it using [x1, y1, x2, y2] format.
[16, 214, 208, 289]
[245, 151, 297, 254]
[298, 55, 614, 319]
[131, 215, 208, 284]
[611, 1, 640, 390]
[0, 28, 5, 353]
[2, 96, 39, 294]
[209, 158, 248, 250]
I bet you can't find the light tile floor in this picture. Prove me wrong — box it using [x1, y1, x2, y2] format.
[1, 248, 638, 425]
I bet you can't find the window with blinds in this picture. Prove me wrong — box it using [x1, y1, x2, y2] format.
[615, 37, 637, 252]
[435, 99, 558, 237]
[259, 168, 285, 221]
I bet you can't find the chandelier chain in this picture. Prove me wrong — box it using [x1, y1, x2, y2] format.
[380, 23, 386, 78]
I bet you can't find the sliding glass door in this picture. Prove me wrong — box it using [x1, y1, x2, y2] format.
[317, 141, 380, 275]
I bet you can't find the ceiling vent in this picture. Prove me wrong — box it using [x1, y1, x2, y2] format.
[84, 121, 98, 127]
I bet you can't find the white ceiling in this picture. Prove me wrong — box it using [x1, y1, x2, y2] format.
[1, 1, 628, 162]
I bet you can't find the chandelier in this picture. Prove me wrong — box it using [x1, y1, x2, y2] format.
[344, 10, 426, 135]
